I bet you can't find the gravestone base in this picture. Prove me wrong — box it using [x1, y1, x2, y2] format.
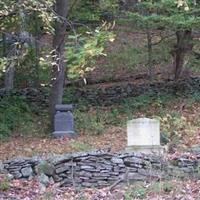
[52, 131, 77, 138]
[126, 145, 164, 154]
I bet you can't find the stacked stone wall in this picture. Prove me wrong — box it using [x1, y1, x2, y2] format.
[1, 151, 199, 188]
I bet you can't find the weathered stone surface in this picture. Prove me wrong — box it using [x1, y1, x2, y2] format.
[12, 172, 22, 179]
[38, 173, 50, 186]
[81, 182, 95, 187]
[80, 165, 94, 170]
[124, 157, 144, 165]
[80, 176, 90, 180]
[7, 166, 22, 171]
[53, 109, 75, 138]
[51, 155, 72, 165]
[55, 165, 71, 174]
[78, 171, 92, 177]
[111, 157, 124, 164]
[127, 172, 146, 181]
[98, 181, 109, 186]
[6, 173, 14, 180]
[180, 167, 195, 173]
[0, 161, 4, 172]
[138, 168, 162, 178]
[37, 162, 55, 176]
[59, 173, 69, 178]
[53, 175, 63, 182]
[21, 167, 33, 177]
[1, 150, 200, 188]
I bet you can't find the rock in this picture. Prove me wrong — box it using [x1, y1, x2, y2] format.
[43, 163, 55, 176]
[0, 162, 4, 173]
[127, 172, 146, 181]
[37, 173, 50, 186]
[21, 167, 33, 177]
[97, 181, 109, 186]
[6, 173, 14, 180]
[181, 167, 194, 173]
[8, 166, 22, 171]
[28, 175, 34, 181]
[55, 165, 70, 174]
[111, 157, 124, 164]
[12, 172, 22, 179]
[129, 163, 143, 168]
[59, 173, 68, 178]
[49, 177, 55, 184]
[138, 168, 161, 178]
[51, 154, 72, 165]
[3, 164, 9, 169]
[80, 176, 90, 180]
[124, 157, 144, 165]
[80, 166, 94, 170]
[53, 175, 63, 182]
[78, 171, 92, 177]
[39, 183, 46, 194]
[107, 177, 119, 181]
[59, 179, 73, 187]
[81, 182, 94, 187]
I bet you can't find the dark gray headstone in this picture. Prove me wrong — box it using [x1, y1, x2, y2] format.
[55, 104, 73, 112]
[52, 104, 76, 138]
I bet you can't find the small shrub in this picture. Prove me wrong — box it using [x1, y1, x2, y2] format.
[162, 182, 173, 193]
[0, 95, 32, 139]
[0, 178, 9, 191]
[132, 187, 146, 199]
[124, 191, 132, 200]
[37, 161, 53, 175]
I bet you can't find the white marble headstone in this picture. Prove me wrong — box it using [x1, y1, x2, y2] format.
[127, 118, 160, 149]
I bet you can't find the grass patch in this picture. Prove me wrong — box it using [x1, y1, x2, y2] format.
[0, 178, 10, 191]
[124, 181, 175, 199]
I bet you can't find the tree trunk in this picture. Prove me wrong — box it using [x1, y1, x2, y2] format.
[174, 30, 193, 80]
[49, 0, 68, 130]
[2, 33, 15, 92]
[4, 62, 15, 92]
[147, 29, 153, 79]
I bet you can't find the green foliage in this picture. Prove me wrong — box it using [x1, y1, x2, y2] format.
[69, 0, 118, 22]
[0, 0, 55, 33]
[15, 47, 39, 87]
[125, 0, 200, 74]
[125, 185, 147, 199]
[159, 113, 187, 136]
[128, 0, 200, 30]
[121, 94, 153, 111]
[132, 187, 146, 199]
[0, 178, 10, 191]
[146, 181, 174, 194]
[66, 24, 115, 79]
[37, 161, 50, 174]
[74, 110, 104, 135]
[0, 95, 32, 139]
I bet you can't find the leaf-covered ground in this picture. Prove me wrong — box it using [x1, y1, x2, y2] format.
[0, 175, 199, 200]
[0, 126, 126, 161]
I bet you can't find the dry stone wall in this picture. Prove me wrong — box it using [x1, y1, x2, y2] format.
[74, 77, 200, 105]
[1, 151, 200, 188]
[1, 77, 200, 107]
